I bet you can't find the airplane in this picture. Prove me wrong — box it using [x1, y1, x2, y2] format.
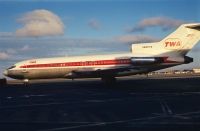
[3, 23, 200, 84]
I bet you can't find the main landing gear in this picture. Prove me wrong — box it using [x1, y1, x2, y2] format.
[23, 79, 29, 86]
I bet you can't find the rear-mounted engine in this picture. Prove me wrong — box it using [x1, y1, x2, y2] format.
[130, 57, 164, 66]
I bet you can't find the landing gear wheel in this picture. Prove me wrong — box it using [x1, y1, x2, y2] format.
[101, 77, 116, 86]
[23, 79, 29, 86]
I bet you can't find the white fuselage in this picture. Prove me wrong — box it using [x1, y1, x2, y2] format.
[3, 52, 181, 80]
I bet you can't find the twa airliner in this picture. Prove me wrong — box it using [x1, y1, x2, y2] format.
[3, 23, 200, 84]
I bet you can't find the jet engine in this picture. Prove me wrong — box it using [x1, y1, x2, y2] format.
[166, 56, 193, 64]
[130, 56, 193, 66]
[130, 57, 164, 66]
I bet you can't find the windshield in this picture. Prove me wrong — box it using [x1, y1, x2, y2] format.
[7, 65, 16, 70]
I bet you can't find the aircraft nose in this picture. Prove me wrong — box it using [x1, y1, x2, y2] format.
[3, 70, 8, 76]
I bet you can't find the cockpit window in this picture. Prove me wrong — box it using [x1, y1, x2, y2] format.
[7, 65, 16, 70]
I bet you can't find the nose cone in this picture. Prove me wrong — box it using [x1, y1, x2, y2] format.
[3, 70, 8, 76]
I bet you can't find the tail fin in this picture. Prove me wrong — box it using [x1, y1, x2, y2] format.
[131, 23, 200, 57]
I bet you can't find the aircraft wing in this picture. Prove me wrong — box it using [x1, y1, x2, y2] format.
[64, 66, 132, 79]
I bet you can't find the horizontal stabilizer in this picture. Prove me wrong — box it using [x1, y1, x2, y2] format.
[185, 23, 200, 30]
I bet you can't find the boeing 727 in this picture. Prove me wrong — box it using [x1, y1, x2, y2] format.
[3, 23, 200, 84]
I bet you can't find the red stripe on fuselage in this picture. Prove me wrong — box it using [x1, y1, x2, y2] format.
[20, 59, 131, 68]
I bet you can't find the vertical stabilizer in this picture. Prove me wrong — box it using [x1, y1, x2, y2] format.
[132, 23, 200, 57]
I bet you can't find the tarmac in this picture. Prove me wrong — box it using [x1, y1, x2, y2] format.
[0, 75, 200, 131]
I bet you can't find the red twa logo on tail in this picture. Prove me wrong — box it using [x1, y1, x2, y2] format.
[164, 38, 182, 50]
